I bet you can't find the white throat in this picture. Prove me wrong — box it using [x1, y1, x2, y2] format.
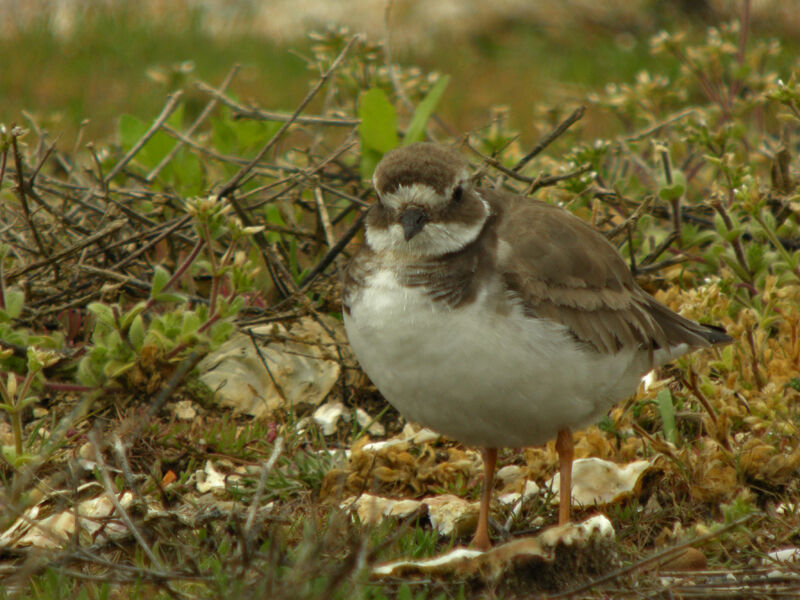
[366, 192, 490, 259]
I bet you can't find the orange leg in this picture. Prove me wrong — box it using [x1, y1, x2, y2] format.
[556, 428, 573, 525]
[471, 447, 498, 551]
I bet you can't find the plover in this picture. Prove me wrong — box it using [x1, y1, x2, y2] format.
[343, 142, 731, 550]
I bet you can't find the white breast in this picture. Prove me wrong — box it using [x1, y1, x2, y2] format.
[344, 268, 665, 448]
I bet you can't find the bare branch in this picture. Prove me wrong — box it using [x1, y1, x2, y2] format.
[512, 105, 585, 172]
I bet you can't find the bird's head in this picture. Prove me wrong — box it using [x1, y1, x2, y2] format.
[365, 143, 490, 258]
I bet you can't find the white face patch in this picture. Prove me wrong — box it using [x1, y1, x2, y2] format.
[366, 194, 490, 258]
[376, 166, 470, 212]
[379, 183, 443, 212]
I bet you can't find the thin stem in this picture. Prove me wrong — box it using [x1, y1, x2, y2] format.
[10, 129, 48, 259]
[145, 238, 205, 311]
[712, 199, 752, 289]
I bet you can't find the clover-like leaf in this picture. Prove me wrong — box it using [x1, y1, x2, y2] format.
[658, 169, 686, 201]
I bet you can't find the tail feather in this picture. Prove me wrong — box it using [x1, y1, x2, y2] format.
[645, 296, 733, 349]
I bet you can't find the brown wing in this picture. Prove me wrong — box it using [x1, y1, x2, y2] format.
[485, 190, 729, 354]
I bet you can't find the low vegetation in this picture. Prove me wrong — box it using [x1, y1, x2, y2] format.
[1, 5, 800, 598]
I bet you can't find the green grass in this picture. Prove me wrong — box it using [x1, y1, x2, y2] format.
[8, 4, 791, 143]
[0, 7, 309, 141]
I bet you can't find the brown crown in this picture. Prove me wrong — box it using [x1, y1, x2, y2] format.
[373, 142, 468, 197]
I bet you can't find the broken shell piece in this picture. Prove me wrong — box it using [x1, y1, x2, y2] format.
[342, 493, 479, 537]
[499, 480, 542, 528]
[537, 514, 615, 547]
[374, 547, 483, 578]
[548, 457, 653, 507]
[174, 399, 198, 421]
[401, 424, 441, 444]
[0, 505, 41, 548]
[360, 438, 403, 453]
[496, 465, 523, 486]
[498, 480, 540, 507]
[344, 494, 422, 525]
[11, 492, 135, 549]
[641, 371, 672, 392]
[425, 494, 479, 537]
[373, 515, 615, 581]
[76, 441, 97, 471]
[313, 401, 348, 435]
[765, 547, 800, 563]
[195, 460, 247, 494]
[340, 494, 479, 536]
[355, 407, 385, 436]
[361, 426, 440, 453]
[198, 319, 340, 419]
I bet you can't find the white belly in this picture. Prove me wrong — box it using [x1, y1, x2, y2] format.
[344, 269, 661, 448]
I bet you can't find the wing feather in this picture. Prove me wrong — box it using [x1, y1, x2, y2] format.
[485, 190, 727, 354]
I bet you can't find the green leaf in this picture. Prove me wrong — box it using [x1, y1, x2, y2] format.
[359, 147, 383, 181]
[120, 302, 147, 331]
[129, 314, 146, 350]
[143, 328, 169, 349]
[211, 112, 280, 157]
[75, 358, 101, 388]
[18, 395, 39, 410]
[87, 345, 109, 362]
[193, 259, 214, 277]
[118, 114, 147, 153]
[118, 111, 182, 174]
[745, 242, 767, 275]
[2, 445, 36, 468]
[4, 288, 24, 319]
[153, 292, 186, 304]
[210, 321, 235, 345]
[169, 149, 205, 196]
[151, 265, 171, 297]
[104, 359, 136, 379]
[658, 170, 686, 201]
[87, 302, 117, 329]
[403, 75, 450, 145]
[358, 88, 398, 154]
[397, 584, 413, 600]
[210, 115, 237, 155]
[26, 348, 44, 372]
[656, 389, 677, 445]
[237, 120, 280, 155]
[180, 312, 202, 337]
[226, 296, 245, 317]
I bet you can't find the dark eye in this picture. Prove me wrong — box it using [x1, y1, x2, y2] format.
[452, 185, 463, 203]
